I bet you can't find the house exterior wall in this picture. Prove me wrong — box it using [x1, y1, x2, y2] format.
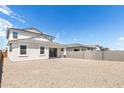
[8, 29, 49, 41]
[8, 41, 49, 61]
[66, 47, 95, 51]
[66, 47, 81, 51]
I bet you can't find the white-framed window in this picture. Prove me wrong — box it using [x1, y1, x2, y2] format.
[20, 45, 27, 55]
[40, 46, 45, 54]
[13, 32, 18, 39]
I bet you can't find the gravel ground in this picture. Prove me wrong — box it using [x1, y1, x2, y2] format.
[1, 58, 124, 88]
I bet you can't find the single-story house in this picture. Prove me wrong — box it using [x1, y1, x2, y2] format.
[65, 43, 102, 52]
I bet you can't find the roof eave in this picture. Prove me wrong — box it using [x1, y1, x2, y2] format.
[42, 34, 55, 40]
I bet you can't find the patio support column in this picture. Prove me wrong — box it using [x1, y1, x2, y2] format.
[64, 47, 66, 58]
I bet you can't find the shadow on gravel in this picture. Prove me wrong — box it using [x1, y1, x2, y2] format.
[0, 52, 4, 88]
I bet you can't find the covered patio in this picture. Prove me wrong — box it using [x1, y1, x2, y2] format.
[47, 42, 66, 58]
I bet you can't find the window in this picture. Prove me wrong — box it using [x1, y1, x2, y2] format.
[87, 48, 91, 50]
[9, 43, 12, 52]
[74, 49, 79, 51]
[40, 46, 45, 54]
[20, 45, 27, 55]
[61, 48, 64, 51]
[13, 32, 18, 39]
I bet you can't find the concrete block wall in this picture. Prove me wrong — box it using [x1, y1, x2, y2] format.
[103, 51, 124, 61]
[84, 51, 102, 60]
[66, 51, 124, 61]
[66, 51, 85, 59]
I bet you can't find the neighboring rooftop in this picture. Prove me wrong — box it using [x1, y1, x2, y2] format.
[65, 43, 101, 48]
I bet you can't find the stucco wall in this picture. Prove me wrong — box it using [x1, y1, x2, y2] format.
[8, 41, 49, 61]
[8, 29, 49, 41]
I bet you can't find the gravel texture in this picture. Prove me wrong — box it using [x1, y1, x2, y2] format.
[1, 58, 124, 88]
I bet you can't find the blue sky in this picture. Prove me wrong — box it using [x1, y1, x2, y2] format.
[0, 5, 124, 50]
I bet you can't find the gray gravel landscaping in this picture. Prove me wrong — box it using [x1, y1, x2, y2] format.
[1, 58, 124, 88]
